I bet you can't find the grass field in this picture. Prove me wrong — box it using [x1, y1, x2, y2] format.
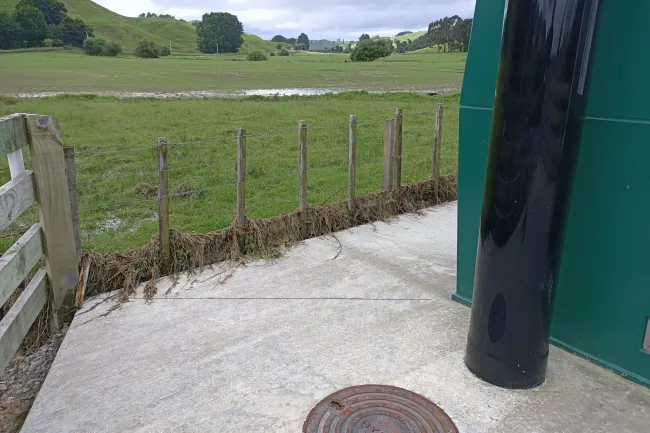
[0, 92, 460, 254]
[0, 51, 466, 94]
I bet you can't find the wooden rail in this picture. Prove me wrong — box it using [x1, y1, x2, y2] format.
[0, 113, 79, 373]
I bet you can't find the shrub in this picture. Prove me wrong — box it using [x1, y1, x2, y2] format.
[82, 37, 122, 57]
[135, 39, 161, 58]
[160, 45, 171, 56]
[247, 51, 267, 61]
[82, 37, 106, 56]
[278, 48, 290, 56]
[269, 52, 275, 56]
[102, 42, 122, 57]
[350, 38, 392, 62]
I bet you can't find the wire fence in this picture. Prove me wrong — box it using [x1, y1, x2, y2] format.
[0, 106, 457, 254]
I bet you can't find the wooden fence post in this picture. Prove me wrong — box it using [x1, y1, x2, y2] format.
[393, 108, 403, 189]
[236, 129, 247, 225]
[433, 104, 443, 202]
[348, 115, 357, 213]
[24, 114, 79, 330]
[298, 121, 308, 212]
[157, 138, 170, 262]
[63, 146, 81, 264]
[382, 117, 396, 190]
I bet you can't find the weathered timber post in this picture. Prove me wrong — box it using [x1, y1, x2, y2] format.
[348, 115, 357, 213]
[382, 117, 396, 190]
[157, 138, 170, 263]
[25, 114, 79, 330]
[393, 108, 403, 189]
[236, 128, 247, 225]
[298, 121, 308, 212]
[63, 146, 81, 263]
[433, 104, 443, 202]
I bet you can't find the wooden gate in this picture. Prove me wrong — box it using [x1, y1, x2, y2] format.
[0, 113, 79, 372]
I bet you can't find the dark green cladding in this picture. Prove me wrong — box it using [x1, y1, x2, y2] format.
[456, 0, 650, 386]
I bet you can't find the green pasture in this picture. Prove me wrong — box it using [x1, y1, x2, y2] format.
[0, 51, 466, 94]
[0, 92, 460, 254]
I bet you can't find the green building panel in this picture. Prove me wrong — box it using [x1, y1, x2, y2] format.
[456, 0, 650, 386]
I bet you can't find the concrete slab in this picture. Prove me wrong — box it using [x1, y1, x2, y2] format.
[21, 202, 650, 432]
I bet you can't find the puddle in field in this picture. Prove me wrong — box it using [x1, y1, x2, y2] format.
[243, 88, 341, 96]
[101, 215, 123, 231]
[83, 213, 158, 240]
[7, 87, 458, 99]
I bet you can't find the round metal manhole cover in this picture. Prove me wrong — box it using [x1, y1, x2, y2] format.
[303, 385, 458, 433]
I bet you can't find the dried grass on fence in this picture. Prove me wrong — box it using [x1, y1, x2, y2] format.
[84, 176, 457, 301]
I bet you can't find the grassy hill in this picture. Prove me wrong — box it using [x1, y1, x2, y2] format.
[1, 0, 198, 51]
[0, 0, 276, 53]
[239, 33, 279, 53]
[394, 30, 427, 42]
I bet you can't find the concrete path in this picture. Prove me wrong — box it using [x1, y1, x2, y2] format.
[21, 202, 650, 432]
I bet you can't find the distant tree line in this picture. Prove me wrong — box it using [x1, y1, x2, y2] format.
[138, 13, 177, 20]
[390, 17, 473, 54]
[0, 0, 94, 50]
[318, 45, 345, 53]
[271, 33, 310, 50]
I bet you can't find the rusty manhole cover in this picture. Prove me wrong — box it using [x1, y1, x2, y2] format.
[303, 385, 458, 433]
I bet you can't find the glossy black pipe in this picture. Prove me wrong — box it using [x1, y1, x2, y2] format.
[464, 0, 600, 388]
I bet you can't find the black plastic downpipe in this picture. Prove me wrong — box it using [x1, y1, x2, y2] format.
[464, 0, 601, 388]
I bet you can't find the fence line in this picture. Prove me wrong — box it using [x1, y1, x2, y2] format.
[53, 106, 449, 267]
[151, 107, 443, 254]
[74, 155, 406, 214]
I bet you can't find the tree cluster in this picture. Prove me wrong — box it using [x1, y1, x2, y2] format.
[134, 39, 170, 58]
[350, 38, 392, 62]
[82, 37, 122, 56]
[427, 16, 473, 52]
[271, 33, 310, 50]
[0, 0, 94, 50]
[196, 12, 244, 54]
[247, 51, 267, 61]
[138, 13, 176, 19]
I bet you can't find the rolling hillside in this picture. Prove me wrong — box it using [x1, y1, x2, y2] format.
[0, 0, 277, 53]
[394, 30, 427, 42]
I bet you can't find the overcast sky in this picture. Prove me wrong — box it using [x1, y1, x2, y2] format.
[94, 0, 476, 40]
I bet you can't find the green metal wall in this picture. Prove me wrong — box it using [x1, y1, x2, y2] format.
[456, 0, 650, 387]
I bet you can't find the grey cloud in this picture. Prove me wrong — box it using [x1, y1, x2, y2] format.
[153, 0, 475, 39]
